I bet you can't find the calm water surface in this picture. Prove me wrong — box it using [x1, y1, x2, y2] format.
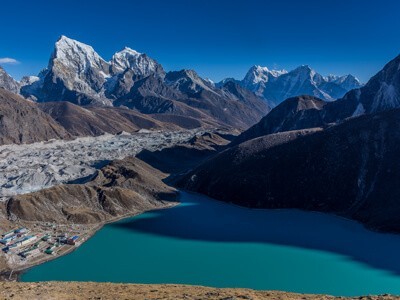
[21, 191, 400, 296]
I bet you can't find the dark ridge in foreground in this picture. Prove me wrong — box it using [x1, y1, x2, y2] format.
[179, 109, 400, 233]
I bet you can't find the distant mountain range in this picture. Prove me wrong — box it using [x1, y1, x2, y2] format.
[232, 53, 400, 145]
[11, 36, 268, 129]
[0, 35, 362, 133]
[218, 65, 362, 106]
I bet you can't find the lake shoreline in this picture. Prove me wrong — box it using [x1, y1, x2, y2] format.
[6, 200, 180, 283]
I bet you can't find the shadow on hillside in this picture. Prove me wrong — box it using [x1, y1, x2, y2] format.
[111, 191, 400, 276]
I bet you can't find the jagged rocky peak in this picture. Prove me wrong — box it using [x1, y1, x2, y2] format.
[52, 35, 110, 79]
[241, 63, 362, 104]
[165, 69, 215, 94]
[243, 65, 287, 86]
[341, 53, 400, 114]
[18, 35, 114, 106]
[0, 66, 20, 94]
[20, 35, 168, 106]
[325, 74, 362, 90]
[215, 77, 240, 88]
[290, 65, 324, 83]
[110, 47, 165, 78]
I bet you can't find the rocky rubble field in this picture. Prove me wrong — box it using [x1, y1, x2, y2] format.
[0, 130, 203, 198]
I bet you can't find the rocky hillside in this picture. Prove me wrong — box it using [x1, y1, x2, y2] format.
[0, 88, 70, 145]
[38, 101, 188, 136]
[0, 282, 396, 300]
[179, 108, 400, 233]
[7, 157, 177, 224]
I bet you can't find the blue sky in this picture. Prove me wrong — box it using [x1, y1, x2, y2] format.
[1, 0, 400, 82]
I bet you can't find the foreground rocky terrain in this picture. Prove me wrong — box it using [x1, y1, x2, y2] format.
[0, 282, 397, 300]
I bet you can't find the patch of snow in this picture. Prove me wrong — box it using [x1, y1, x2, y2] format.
[352, 103, 365, 117]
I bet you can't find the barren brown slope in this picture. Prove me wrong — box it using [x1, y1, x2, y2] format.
[39, 101, 218, 136]
[6, 157, 177, 224]
[0, 282, 397, 300]
[0, 88, 70, 145]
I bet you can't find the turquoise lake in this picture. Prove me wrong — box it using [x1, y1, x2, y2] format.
[21, 191, 400, 296]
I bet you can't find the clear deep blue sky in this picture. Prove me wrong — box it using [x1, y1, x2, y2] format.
[1, 0, 400, 82]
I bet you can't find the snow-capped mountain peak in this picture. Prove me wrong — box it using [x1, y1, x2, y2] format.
[244, 65, 287, 85]
[110, 47, 141, 73]
[0, 66, 20, 94]
[53, 35, 109, 77]
[240, 64, 362, 105]
[109, 46, 164, 78]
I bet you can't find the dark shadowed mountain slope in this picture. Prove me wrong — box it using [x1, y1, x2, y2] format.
[0, 89, 70, 145]
[137, 131, 231, 174]
[232, 95, 327, 145]
[179, 108, 400, 233]
[322, 53, 400, 122]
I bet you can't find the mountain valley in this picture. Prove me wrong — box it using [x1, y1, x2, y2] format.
[0, 31, 400, 300]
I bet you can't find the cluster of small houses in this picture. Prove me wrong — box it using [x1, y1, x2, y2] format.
[0, 228, 79, 258]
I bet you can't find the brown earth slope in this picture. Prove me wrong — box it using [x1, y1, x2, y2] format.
[6, 157, 177, 224]
[0, 88, 70, 145]
[39, 101, 219, 137]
